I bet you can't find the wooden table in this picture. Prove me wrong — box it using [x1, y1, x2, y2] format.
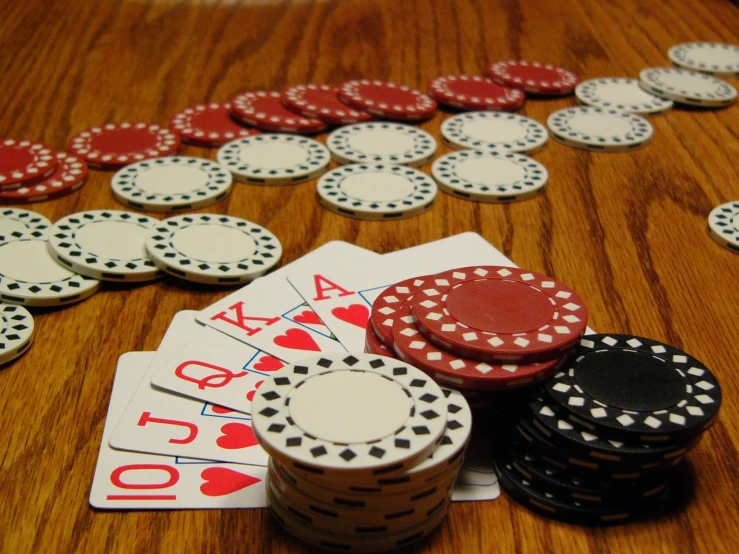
[1, 0, 738, 552]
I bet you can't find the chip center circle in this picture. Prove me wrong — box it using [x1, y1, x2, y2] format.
[0, 240, 73, 282]
[171, 225, 256, 263]
[238, 142, 308, 170]
[135, 165, 209, 194]
[75, 221, 148, 260]
[93, 128, 156, 153]
[348, 129, 415, 156]
[569, 113, 632, 136]
[0, 219, 31, 236]
[456, 157, 525, 186]
[0, 148, 34, 172]
[340, 171, 414, 202]
[463, 119, 527, 143]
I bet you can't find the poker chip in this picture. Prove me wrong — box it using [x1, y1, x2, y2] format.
[145, 214, 282, 285]
[0, 237, 100, 307]
[0, 208, 52, 241]
[111, 156, 233, 212]
[168, 103, 260, 147]
[431, 150, 548, 203]
[230, 91, 327, 134]
[316, 163, 438, 221]
[0, 153, 88, 204]
[0, 303, 34, 366]
[440, 111, 548, 154]
[369, 276, 429, 348]
[574, 78, 674, 115]
[668, 42, 739, 77]
[281, 84, 373, 125]
[426, 75, 525, 111]
[410, 266, 588, 363]
[544, 334, 722, 442]
[364, 323, 394, 357]
[638, 68, 737, 108]
[0, 139, 58, 190]
[486, 61, 580, 96]
[708, 201, 739, 253]
[67, 123, 180, 169]
[216, 134, 330, 186]
[47, 210, 161, 282]
[326, 122, 437, 168]
[546, 107, 653, 152]
[337, 80, 437, 122]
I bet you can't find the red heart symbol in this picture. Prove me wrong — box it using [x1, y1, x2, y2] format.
[216, 422, 259, 449]
[246, 380, 264, 402]
[253, 355, 284, 372]
[273, 328, 320, 351]
[332, 304, 369, 329]
[200, 467, 261, 497]
[293, 309, 323, 326]
[210, 405, 234, 414]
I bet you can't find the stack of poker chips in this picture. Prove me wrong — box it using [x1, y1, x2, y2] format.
[251, 352, 472, 553]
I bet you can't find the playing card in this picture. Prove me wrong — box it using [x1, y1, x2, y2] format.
[197, 241, 378, 361]
[451, 432, 500, 502]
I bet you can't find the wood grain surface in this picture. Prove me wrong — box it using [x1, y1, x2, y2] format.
[1, 0, 738, 552]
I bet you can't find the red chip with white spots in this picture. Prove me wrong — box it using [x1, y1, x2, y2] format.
[169, 103, 260, 147]
[364, 324, 395, 357]
[487, 61, 581, 96]
[0, 152, 88, 204]
[67, 123, 180, 169]
[370, 275, 433, 349]
[0, 139, 59, 190]
[281, 84, 373, 125]
[427, 75, 526, 111]
[230, 91, 327, 134]
[337, 80, 438, 121]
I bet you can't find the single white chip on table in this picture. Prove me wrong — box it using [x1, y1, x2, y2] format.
[638, 67, 737, 108]
[668, 42, 739, 77]
[46, 210, 161, 282]
[708, 201, 739, 253]
[575, 78, 673, 115]
[0, 303, 34, 366]
[547, 107, 653, 152]
[440, 111, 549, 154]
[0, 208, 51, 241]
[326, 122, 437, 167]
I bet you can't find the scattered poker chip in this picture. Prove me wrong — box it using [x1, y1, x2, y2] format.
[487, 60, 580, 96]
[252, 353, 447, 477]
[217, 134, 330, 186]
[281, 84, 373, 125]
[111, 156, 233, 212]
[0, 303, 34, 366]
[431, 150, 548, 203]
[364, 323, 394, 357]
[46, 210, 161, 282]
[0, 153, 88, 205]
[411, 266, 588, 363]
[67, 123, 180, 169]
[440, 111, 548, 154]
[575, 78, 673, 115]
[145, 214, 282, 285]
[668, 42, 739, 77]
[337, 80, 437, 122]
[427, 75, 525, 111]
[638, 67, 737, 108]
[168, 103, 260, 147]
[0, 139, 58, 190]
[326, 122, 437, 168]
[230, 91, 327, 134]
[547, 107, 653, 152]
[707, 201, 739, 253]
[0, 208, 52, 241]
[544, 334, 722, 442]
[316, 163, 438, 221]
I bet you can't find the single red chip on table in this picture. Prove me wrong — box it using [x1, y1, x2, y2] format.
[281, 84, 373, 125]
[427, 75, 526, 111]
[169, 103, 260, 147]
[67, 123, 180, 169]
[230, 91, 327, 134]
[337, 80, 438, 121]
[487, 61, 580, 96]
[0, 139, 59, 190]
[0, 152, 88, 204]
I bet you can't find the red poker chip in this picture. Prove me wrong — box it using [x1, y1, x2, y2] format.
[67, 122, 180, 169]
[230, 91, 327, 134]
[0, 152, 88, 204]
[169, 103, 260, 147]
[281, 84, 373, 125]
[427, 75, 526, 111]
[370, 275, 431, 348]
[364, 323, 395, 357]
[486, 61, 581, 96]
[0, 139, 59, 190]
[411, 266, 588, 363]
[337, 80, 437, 121]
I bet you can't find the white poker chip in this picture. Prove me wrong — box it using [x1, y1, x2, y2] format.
[252, 353, 448, 477]
[639, 67, 737, 108]
[216, 134, 330, 186]
[0, 208, 51, 241]
[111, 156, 233, 212]
[0, 303, 34, 366]
[668, 42, 739, 77]
[46, 210, 161, 282]
[440, 111, 549, 154]
[575, 78, 673, 115]
[317, 164, 438, 221]
[0, 237, 100, 307]
[145, 214, 282, 285]
[326, 122, 437, 168]
[431, 150, 548, 203]
[708, 201, 739, 253]
[547, 107, 653, 152]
